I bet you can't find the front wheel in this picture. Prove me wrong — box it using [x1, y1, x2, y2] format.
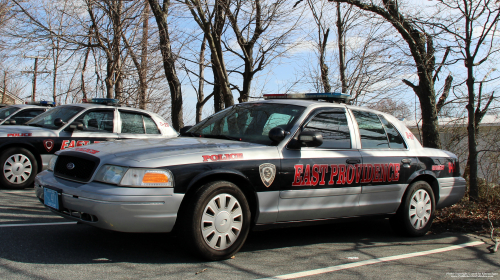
[390, 181, 435, 237]
[0, 147, 38, 189]
[184, 181, 251, 261]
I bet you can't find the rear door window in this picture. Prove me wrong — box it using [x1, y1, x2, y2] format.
[352, 110, 389, 149]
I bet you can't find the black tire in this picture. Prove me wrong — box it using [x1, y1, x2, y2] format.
[390, 181, 435, 237]
[183, 181, 251, 261]
[0, 147, 38, 189]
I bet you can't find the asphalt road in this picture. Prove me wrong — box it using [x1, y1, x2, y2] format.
[0, 189, 498, 280]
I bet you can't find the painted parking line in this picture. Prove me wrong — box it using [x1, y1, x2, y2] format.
[258, 241, 484, 280]
[0, 222, 77, 228]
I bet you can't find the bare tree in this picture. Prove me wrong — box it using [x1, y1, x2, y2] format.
[148, 0, 184, 130]
[329, 0, 453, 149]
[181, 0, 234, 109]
[224, 0, 303, 102]
[433, 0, 500, 201]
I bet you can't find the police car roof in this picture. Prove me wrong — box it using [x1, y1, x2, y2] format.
[247, 99, 399, 120]
[64, 103, 160, 115]
[6, 104, 52, 109]
[246, 98, 347, 108]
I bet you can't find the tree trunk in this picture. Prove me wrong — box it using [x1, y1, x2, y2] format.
[139, 2, 149, 110]
[466, 59, 478, 201]
[336, 3, 347, 93]
[148, 0, 184, 130]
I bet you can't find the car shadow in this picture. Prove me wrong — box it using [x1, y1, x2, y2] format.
[0, 217, 485, 265]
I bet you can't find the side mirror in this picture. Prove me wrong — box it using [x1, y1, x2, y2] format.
[54, 118, 65, 127]
[67, 122, 84, 132]
[179, 125, 193, 135]
[298, 131, 323, 148]
[268, 127, 286, 143]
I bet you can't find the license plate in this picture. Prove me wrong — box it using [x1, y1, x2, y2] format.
[44, 187, 61, 210]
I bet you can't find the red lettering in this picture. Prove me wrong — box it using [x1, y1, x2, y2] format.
[61, 140, 70, 150]
[380, 164, 389, 182]
[319, 164, 328, 185]
[448, 162, 455, 174]
[76, 140, 90, 147]
[328, 164, 338, 185]
[311, 165, 320, 186]
[336, 164, 346, 184]
[355, 164, 363, 183]
[293, 165, 303, 186]
[362, 164, 373, 183]
[202, 155, 211, 162]
[373, 164, 381, 182]
[301, 164, 311, 186]
[394, 164, 400, 181]
[346, 165, 355, 184]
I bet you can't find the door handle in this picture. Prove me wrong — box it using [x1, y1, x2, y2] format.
[346, 159, 361, 164]
[401, 158, 412, 168]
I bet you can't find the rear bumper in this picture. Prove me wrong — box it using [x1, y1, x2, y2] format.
[436, 177, 466, 208]
[35, 170, 184, 233]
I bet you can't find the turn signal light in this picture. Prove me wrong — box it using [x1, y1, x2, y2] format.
[142, 172, 169, 183]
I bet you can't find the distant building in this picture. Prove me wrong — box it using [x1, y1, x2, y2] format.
[0, 89, 24, 105]
[404, 115, 500, 183]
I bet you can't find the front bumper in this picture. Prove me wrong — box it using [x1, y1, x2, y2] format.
[35, 170, 184, 233]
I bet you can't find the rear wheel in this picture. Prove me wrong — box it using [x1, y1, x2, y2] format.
[0, 147, 38, 189]
[184, 181, 251, 261]
[390, 181, 435, 237]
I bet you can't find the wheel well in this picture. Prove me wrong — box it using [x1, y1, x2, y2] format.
[409, 174, 439, 200]
[173, 173, 258, 233]
[1, 144, 42, 172]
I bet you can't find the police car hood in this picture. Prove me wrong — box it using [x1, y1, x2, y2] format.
[0, 125, 58, 137]
[63, 137, 269, 166]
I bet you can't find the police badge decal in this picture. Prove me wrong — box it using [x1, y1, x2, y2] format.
[259, 163, 276, 188]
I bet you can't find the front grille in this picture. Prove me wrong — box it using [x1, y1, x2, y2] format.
[54, 152, 100, 182]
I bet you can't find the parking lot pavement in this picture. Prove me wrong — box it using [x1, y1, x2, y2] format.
[1, 189, 498, 279]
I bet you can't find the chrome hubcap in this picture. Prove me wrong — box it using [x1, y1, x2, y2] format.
[409, 189, 432, 230]
[3, 154, 32, 184]
[201, 193, 243, 250]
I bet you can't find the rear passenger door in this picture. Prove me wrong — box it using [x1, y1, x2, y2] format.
[118, 110, 164, 139]
[278, 108, 362, 222]
[351, 110, 415, 216]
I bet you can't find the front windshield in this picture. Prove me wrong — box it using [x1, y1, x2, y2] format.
[188, 103, 305, 145]
[0, 106, 20, 120]
[26, 105, 84, 129]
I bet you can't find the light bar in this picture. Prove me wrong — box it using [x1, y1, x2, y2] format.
[263, 92, 351, 103]
[82, 98, 119, 106]
[25, 101, 56, 107]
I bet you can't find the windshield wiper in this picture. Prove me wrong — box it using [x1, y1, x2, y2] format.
[203, 134, 242, 141]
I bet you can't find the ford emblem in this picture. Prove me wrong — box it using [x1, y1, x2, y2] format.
[67, 162, 75, 170]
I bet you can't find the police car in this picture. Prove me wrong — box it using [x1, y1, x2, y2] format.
[0, 98, 177, 189]
[34, 93, 465, 260]
[0, 101, 55, 126]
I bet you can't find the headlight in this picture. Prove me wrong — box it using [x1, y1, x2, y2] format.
[48, 155, 58, 171]
[94, 165, 128, 185]
[120, 169, 174, 187]
[94, 165, 174, 188]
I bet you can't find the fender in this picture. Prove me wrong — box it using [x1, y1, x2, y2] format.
[186, 168, 255, 192]
[407, 169, 437, 184]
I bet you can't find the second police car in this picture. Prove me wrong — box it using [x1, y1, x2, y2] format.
[34, 93, 465, 260]
[0, 98, 177, 189]
[0, 101, 55, 125]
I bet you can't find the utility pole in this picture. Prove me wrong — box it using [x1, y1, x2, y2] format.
[23, 56, 50, 101]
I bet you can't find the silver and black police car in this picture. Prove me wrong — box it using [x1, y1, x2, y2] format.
[0, 98, 177, 189]
[0, 101, 55, 126]
[34, 93, 465, 260]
